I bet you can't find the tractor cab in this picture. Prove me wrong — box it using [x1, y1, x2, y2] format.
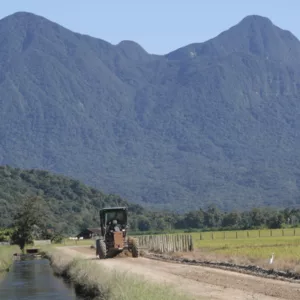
[99, 207, 128, 236]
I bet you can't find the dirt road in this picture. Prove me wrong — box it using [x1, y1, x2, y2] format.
[58, 246, 300, 300]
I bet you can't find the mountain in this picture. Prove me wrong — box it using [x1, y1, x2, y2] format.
[1, 12, 300, 211]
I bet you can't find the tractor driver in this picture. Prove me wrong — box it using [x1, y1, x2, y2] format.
[111, 219, 121, 232]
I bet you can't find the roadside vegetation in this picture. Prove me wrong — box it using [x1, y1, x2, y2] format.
[47, 249, 196, 300]
[0, 245, 18, 275]
[1, 196, 64, 253]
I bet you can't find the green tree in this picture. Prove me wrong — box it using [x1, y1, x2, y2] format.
[11, 196, 47, 252]
[250, 208, 266, 227]
[238, 211, 252, 229]
[152, 217, 168, 231]
[0, 228, 14, 242]
[184, 210, 205, 229]
[222, 211, 241, 228]
[266, 212, 285, 229]
[204, 205, 223, 227]
[137, 216, 151, 231]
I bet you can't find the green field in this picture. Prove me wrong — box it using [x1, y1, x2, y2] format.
[189, 229, 300, 271]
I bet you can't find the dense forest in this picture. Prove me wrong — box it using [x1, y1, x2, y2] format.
[171, 206, 300, 232]
[0, 165, 299, 240]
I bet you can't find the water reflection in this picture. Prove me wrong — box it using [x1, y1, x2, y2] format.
[0, 258, 81, 299]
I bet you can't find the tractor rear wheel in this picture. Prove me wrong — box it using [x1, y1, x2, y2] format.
[97, 239, 107, 259]
[129, 237, 139, 258]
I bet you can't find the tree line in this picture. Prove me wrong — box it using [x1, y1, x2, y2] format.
[129, 205, 300, 233]
[1, 196, 300, 252]
[2, 166, 300, 238]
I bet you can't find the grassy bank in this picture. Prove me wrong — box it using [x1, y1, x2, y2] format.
[47, 249, 195, 300]
[0, 245, 18, 275]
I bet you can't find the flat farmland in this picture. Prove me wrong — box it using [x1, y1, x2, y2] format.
[188, 229, 300, 272]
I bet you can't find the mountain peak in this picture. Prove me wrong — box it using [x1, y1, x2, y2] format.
[117, 40, 151, 61]
[0, 11, 63, 37]
[167, 14, 300, 62]
[1, 11, 47, 25]
[223, 14, 300, 59]
[239, 15, 273, 26]
[0, 11, 77, 55]
[4, 11, 37, 18]
[117, 40, 147, 53]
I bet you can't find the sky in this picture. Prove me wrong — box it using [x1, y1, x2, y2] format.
[0, 0, 298, 54]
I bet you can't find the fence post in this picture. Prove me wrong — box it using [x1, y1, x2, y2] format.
[236, 231, 238, 239]
[294, 228, 296, 236]
[259, 230, 260, 238]
[211, 232, 214, 240]
[180, 235, 184, 251]
[270, 230, 272, 237]
[200, 232, 202, 240]
[189, 235, 194, 251]
[185, 235, 188, 251]
[282, 229, 284, 237]
[247, 231, 249, 238]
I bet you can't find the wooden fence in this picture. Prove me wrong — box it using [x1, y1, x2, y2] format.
[0, 242, 10, 245]
[33, 239, 51, 245]
[135, 234, 193, 253]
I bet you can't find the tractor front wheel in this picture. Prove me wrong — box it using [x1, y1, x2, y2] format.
[128, 237, 139, 258]
[96, 239, 107, 259]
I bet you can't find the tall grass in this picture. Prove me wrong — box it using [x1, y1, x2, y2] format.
[0, 245, 18, 274]
[48, 249, 196, 300]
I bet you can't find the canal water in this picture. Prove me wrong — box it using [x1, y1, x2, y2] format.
[0, 258, 82, 299]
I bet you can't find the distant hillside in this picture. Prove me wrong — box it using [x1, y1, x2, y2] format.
[1, 12, 300, 211]
[0, 165, 144, 234]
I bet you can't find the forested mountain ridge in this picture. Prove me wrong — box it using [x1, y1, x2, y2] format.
[1, 12, 300, 211]
[0, 165, 144, 234]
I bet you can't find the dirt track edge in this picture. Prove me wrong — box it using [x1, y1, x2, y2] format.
[143, 252, 300, 283]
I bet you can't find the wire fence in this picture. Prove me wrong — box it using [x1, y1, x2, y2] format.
[198, 228, 300, 240]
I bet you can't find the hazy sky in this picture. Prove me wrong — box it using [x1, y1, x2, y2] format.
[0, 0, 298, 54]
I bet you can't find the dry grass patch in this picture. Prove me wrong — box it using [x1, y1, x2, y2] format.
[47, 249, 197, 300]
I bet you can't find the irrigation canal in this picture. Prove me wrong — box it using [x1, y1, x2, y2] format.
[0, 257, 81, 299]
